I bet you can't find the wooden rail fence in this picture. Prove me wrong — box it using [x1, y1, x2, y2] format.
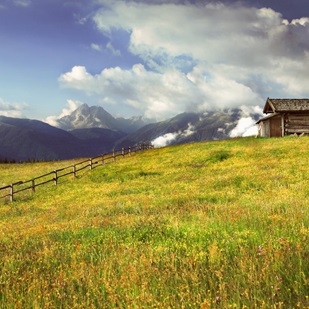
[0, 144, 153, 202]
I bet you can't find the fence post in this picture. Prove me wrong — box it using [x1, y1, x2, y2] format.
[9, 184, 14, 202]
[128, 147, 131, 157]
[32, 179, 35, 193]
[89, 158, 93, 170]
[54, 171, 58, 186]
[122, 148, 124, 158]
[73, 164, 76, 178]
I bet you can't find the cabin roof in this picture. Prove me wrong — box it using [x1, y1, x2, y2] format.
[263, 98, 309, 114]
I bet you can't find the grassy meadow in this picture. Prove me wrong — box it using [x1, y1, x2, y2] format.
[0, 136, 308, 308]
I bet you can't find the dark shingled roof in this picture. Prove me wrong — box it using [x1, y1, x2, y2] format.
[263, 98, 309, 114]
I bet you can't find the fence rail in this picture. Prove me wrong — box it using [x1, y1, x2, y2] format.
[0, 144, 153, 202]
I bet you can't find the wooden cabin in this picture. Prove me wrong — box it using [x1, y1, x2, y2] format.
[257, 98, 309, 137]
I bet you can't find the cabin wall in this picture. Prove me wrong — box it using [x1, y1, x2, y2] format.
[258, 112, 309, 137]
[284, 113, 309, 135]
[258, 120, 270, 137]
[258, 115, 282, 137]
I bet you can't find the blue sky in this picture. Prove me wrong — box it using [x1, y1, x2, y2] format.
[1, 0, 309, 125]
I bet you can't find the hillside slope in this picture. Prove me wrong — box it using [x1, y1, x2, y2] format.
[0, 137, 308, 308]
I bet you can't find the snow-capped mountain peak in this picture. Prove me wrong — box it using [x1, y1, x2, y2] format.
[56, 103, 153, 133]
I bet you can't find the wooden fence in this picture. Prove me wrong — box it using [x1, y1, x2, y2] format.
[0, 144, 153, 202]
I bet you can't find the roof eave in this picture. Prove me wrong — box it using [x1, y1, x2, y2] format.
[256, 113, 280, 124]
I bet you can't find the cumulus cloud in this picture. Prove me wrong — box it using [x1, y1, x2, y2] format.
[0, 98, 27, 117]
[59, 64, 204, 119]
[60, 66, 93, 83]
[44, 100, 82, 127]
[60, 1, 309, 119]
[59, 64, 264, 120]
[290, 17, 309, 26]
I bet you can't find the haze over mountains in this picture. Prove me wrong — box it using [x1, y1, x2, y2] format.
[0, 104, 261, 162]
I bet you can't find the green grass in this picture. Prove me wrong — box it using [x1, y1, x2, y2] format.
[0, 136, 308, 308]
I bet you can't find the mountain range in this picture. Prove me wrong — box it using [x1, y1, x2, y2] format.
[56, 103, 153, 133]
[0, 104, 260, 162]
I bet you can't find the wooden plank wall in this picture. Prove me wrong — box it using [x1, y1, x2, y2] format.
[285, 113, 309, 135]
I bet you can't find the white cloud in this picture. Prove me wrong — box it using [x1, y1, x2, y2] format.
[0, 98, 27, 117]
[182, 123, 195, 137]
[229, 117, 258, 138]
[152, 132, 179, 148]
[44, 100, 82, 127]
[151, 123, 196, 147]
[93, 2, 287, 66]
[239, 105, 263, 117]
[60, 66, 92, 83]
[228, 105, 263, 137]
[91, 43, 102, 52]
[291, 17, 309, 26]
[59, 64, 265, 120]
[59, 66, 95, 95]
[59, 1, 309, 119]
[59, 64, 203, 120]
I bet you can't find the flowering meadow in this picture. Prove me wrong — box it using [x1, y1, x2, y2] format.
[0, 136, 308, 308]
